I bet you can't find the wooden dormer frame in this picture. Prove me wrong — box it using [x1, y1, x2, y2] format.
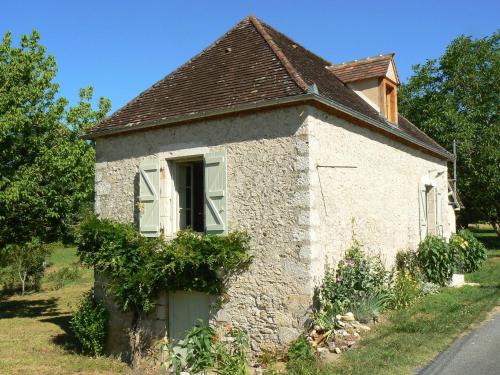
[379, 78, 398, 124]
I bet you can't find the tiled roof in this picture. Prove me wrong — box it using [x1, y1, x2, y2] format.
[89, 16, 449, 158]
[328, 54, 395, 83]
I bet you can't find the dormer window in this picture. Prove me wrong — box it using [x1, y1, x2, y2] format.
[384, 80, 397, 123]
[328, 53, 400, 125]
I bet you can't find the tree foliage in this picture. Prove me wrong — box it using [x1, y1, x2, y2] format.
[399, 32, 500, 231]
[0, 30, 110, 248]
[0, 238, 51, 294]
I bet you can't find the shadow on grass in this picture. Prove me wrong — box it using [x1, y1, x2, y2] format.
[0, 297, 59, 319]
[469, 227, 500, 250]
[41, 314, 82, 353]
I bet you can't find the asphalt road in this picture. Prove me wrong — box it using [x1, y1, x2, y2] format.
[416, 310, 500, 375]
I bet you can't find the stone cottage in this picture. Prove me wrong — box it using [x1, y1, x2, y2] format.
[88, 16, 458, 353]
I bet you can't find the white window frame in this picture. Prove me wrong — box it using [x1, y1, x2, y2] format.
[158, 147, 209, 238]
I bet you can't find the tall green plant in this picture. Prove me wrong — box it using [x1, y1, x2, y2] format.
[450, 229, 487, 273]
[319, 243, 389, 315]
[70, 289, 108, 356]
[417, 236, 455, 285]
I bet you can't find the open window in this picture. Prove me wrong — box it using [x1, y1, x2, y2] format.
[174, 160, 205, 232]
[139, 151, 226, 237]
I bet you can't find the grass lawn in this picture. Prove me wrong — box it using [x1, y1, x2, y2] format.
[320, 227, 500, 375]
[0, 244, 129, 375]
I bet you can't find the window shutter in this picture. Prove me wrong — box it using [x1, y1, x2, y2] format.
[419, 186, 427, 241]
[204, 151, 227, 234]
[139, 159, 160, 237]
[437, 191, 443, 236]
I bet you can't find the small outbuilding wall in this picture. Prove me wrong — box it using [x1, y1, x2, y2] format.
[306, 107, 455, 285]
[94, 106, 316, 353]
[93, 103, 455, 355]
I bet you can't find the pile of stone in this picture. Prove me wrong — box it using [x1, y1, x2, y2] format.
[307, 312, 371, 358]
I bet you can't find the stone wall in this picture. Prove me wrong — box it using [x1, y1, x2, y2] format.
[94, 106, 315, 353]
[93, 103, 456, 356]
[306, 107, 455, 286]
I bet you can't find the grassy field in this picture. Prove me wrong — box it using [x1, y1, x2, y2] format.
[0, 229, 498, 375]
[321, 226, 500, 375]
[0, 244, 128, 375]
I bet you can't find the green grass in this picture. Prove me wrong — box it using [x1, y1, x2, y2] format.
[468, 224, 500, 257]
[0, 244, 129, 375]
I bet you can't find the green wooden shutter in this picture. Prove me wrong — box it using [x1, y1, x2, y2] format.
[437, 191, 443, 236]
[204, 151, 226, 234]
[419, 185, 427, 241]
[139, 159, 160, 237]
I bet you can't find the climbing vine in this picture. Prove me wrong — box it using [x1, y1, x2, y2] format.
[76, 215, 253, 313]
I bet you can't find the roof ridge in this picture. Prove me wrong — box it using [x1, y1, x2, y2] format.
[332, 53, 394, 67]
[248, 16, 309, 92]
[99, 17, 254, 126]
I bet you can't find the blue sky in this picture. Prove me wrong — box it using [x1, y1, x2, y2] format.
[2, 0, 498, 112]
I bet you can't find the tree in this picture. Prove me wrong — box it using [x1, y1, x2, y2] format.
[0, 30, 110, 250]
[399, 31, 500, 232]
[0, 238, 51, 294]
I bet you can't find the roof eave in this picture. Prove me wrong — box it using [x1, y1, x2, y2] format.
[86, 93, 452, 161]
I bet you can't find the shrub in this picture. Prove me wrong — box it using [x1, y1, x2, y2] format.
[319, 243, 390, 315]
[70, 289, 108, 356]
[287, 334, 315, 365]
[389, 271, 422, 309]
[161, 321, 250, 375]
[420, 281, 440, 295]
[395, 249, 420, 277]
[45, 264, 80, 290]
[417, 235, 454, 286]
[450, 229, 487, 273]
[349, 292, 389, 323]
[214, 325, 250, 375]
[76, 215, 253, 313]
[183, 320, 217, 373]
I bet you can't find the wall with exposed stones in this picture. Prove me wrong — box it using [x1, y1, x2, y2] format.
[94, 106, 316, 354]
[93, 103, 456, 357]
[306, 107, 455, 287]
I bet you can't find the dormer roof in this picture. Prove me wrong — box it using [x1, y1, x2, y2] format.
[329, 54, 400, 85]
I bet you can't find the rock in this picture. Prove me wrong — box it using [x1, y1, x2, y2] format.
[357, 324, 371, 332]
[341, 312, 355, 321]
[335, 314, 342, 320]
[336, 320, 345, 327]
[347, 341, 355, 347]
[328, 341, 336, 352]
[317, 347, 329, 359]
[334, 347, 341, 354]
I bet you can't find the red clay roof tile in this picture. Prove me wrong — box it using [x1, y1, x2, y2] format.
[329, 54, 396, 83]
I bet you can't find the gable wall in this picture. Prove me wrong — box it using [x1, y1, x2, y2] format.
[94, 106, 316, 352]
[307, 107, 455, 284]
